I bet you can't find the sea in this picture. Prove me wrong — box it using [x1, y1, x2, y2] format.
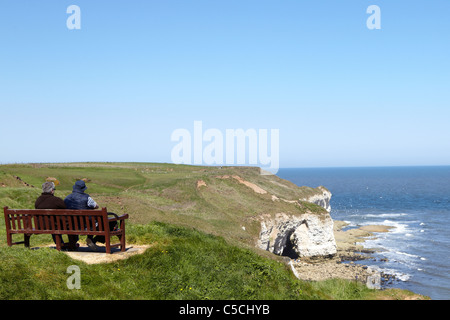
[277, 166, 450, 300]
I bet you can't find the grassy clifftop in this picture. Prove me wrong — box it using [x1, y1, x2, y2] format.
[0, 162, 425, 300]
[0, 162, 327, 249]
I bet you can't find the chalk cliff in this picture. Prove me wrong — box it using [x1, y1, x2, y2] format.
[300, 186, 332, 213]
[257, 212, 337, 258]
[256, 185, 336, 258]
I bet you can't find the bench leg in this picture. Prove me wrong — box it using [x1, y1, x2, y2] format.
[120, 234, 126, 252]
[120, 221, 126, 252]
[105, 236, 111, 254]
[55, 235, 62, 251]
[6, 232, 12, 247]
[24, 234, 30, 248]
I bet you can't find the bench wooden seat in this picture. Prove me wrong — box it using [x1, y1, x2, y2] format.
[3, 206, 128, 254]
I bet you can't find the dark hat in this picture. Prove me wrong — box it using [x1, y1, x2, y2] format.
[73, 180, 87, 192]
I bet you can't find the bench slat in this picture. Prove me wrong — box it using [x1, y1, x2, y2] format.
[16, 215, 22, 230]
[33, 216, 39, 230]
[79, 215, 85, 231]
[66, 215, 72, 230]
[84, 215, 90, 231]
[56, 215, 62, 230]
[97, 217, 103, 232]
[50, 215, 55, 231]
[73, 215, 79, 231]
[10, 215, 16, 230]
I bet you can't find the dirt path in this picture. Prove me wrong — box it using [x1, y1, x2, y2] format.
[42, 243, 152, 264]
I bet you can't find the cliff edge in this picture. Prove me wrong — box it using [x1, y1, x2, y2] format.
[300, 186, 332, 213]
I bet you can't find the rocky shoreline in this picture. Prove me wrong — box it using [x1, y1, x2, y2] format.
[290, 220, 395, 287]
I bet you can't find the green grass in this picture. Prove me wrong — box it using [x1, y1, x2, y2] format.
[1, 221, 386, 300]
[0, 222, 308, 299]
[0, 221, 425, 300]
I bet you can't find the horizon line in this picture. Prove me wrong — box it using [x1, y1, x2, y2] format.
[0, 161, 449, 170]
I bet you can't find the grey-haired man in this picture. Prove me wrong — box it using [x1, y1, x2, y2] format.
[35, 181, 78, 250]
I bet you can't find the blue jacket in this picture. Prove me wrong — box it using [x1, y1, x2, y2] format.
[64, 190, 91, 210]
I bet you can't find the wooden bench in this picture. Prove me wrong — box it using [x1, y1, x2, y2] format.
[3, 206, 129, 254]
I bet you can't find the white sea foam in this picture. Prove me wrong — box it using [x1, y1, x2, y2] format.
[395, 273, 411, 282]
[369, 265, 411, 282]
[339, 210, 431, 289]
[381, 220, 409, 234]
[364, 213, 408, 218]
[395, 251, 420, 259]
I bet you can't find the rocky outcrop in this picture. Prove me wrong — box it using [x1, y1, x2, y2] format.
[257, 212, 337, 258]
[300, 186, 332, 212]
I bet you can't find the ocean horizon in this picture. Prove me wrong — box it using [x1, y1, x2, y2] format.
[277, 165, 450, 300]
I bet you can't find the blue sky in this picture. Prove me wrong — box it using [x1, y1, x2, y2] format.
[0, 0, 449, 168]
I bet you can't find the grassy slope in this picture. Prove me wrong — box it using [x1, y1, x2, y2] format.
[0, 163, 425, 300]
[0, 162, 327, 248]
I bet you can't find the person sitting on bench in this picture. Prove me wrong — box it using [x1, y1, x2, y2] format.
[64, 180, 121, 252]
[35, 181, 78, 251]
[64, 180, 102, 251]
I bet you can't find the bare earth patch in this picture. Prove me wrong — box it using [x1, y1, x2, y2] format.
[196, 180, 207, 189]
[215, 175, 267, 194]
[41, 244, 152, 264]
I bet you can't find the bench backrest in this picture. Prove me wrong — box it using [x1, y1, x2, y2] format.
[3, 206, 110, 236]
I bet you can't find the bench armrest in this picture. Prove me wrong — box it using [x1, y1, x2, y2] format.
[108, 213, 129, 222]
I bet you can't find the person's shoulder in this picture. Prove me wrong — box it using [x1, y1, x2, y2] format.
[35, 194, 49, 202]
[64, 192, 74, 199]
[55, 196, 67, 208]
[34, 195, 44, 208]
[54, 195, 65, 202]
